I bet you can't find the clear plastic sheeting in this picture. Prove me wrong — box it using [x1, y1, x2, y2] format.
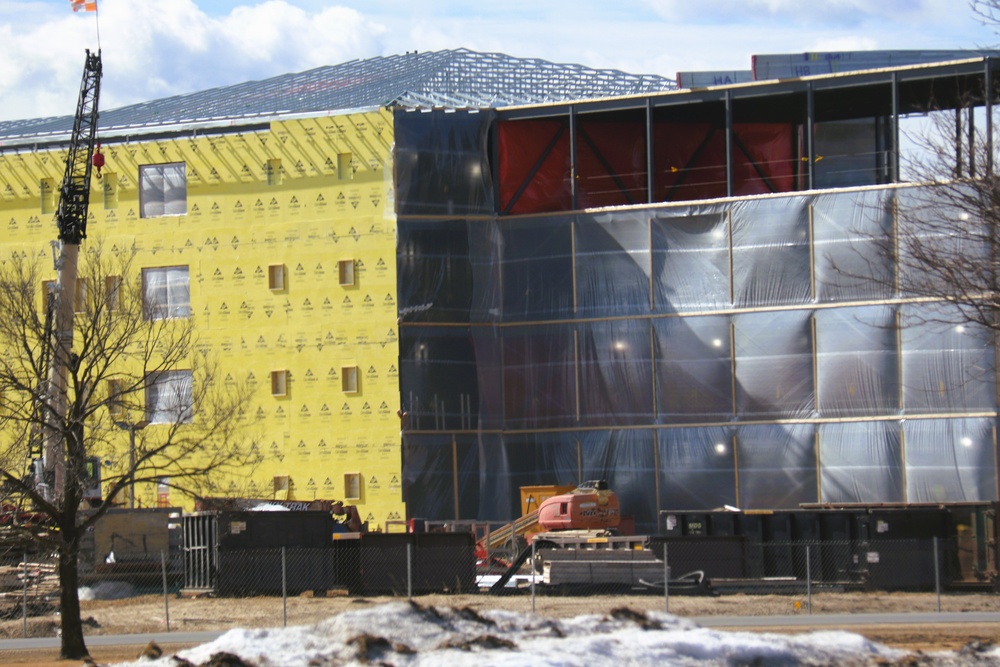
[399, 326, 480, 431]
[576, 429, 658, 530]
[658, 427, 737, 510]
[576, 211, 652, 317]
[734, 310, 815, 419]
[501, 324, 577, 430]
[895, 186, 995, 318]
[500, 216, 574, 321]
[904, 418, 997, 502]
[651, 210, 730, 312]
[577, 319, 655, 426]
[394, 110, 495, 217]
[397, 220, 475, 323]
[815, 306, 899, 417]
[819, 421, 903, 503]
[813, 189, 895, 302]
[731, 196, 811, 307]
[477, 433, 580, 519]
[397, 185, 1000, 527]
[736, 423, 818, 509]
[812, 119, 884, 189]
[402, 434, 458, 521]
[655, 315, 733, 424]
[900, 303, 996, 414]
[402, 433, 488, 521]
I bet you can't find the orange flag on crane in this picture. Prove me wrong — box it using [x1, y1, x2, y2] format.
[69, 0, 97, 12]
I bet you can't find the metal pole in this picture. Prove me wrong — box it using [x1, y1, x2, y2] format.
[569, 107, 578, 210]
[933, 537, 941, 613]
[161, 550, 171, 632]
[531, 540, 536, 614]
[407, 542, 413, 600]
[805, 83, 815, 190]
[22, 554, 27, 638]
[806, 544, 812, 615]
[724, 89, 734, 197]
[281, 547, 288, 627]
[664, 543, 669, 614]
[129, 428, 136, 509]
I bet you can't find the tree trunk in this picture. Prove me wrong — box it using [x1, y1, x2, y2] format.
[57, 534, 88, 659]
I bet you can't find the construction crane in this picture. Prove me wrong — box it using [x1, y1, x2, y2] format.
[40, 49, 103, 503]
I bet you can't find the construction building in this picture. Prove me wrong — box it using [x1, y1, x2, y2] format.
[1, 49, 999, 532]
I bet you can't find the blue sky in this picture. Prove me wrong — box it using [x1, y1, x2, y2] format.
[1, 0, 999, 122]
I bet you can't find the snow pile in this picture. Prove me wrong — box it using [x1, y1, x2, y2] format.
[78, 581, 136, 601]
[102, 600, 1000, 667]
[248, 503, 291, 512]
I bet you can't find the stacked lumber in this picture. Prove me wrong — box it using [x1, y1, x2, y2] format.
[0, 524, 51, 556]
[0, 560, 59, 600]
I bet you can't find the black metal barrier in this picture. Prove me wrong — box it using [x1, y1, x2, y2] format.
[648, 537, 957, 593]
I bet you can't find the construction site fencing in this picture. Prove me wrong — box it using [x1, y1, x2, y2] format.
[1, 537, 998, 640]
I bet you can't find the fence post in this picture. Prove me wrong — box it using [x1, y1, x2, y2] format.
[281, 547, 288, 628]
[484, 522, 491, 569]
[21, 553, 27, 638]
[933, 536, 941, 613]
[407, 542, 413, 600]
[663, 542, 669, 614]
[161, 550, 171, 632]
[806, 544, 812, 615]
[531, 540, 536, 614]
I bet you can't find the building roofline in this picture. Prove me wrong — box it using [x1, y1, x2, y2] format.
[0, 105, 386, 151]
[497, 55, 1000, 119]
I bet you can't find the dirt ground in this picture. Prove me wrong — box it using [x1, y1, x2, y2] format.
[1, 590, 999, 665]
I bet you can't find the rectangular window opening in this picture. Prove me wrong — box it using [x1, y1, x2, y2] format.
[107, 379, 124, 417]
[338, 259, 355, 287]
[273, 475, 289, 500]
[268, 264, 285, 291]
[266, 158, 282, 186]
[103, 172, 119, 209]
[341, 365, 358, 393]
[105, 275, 122, 311]
[40, 178, 57, 214]
[142, 266, 191, 320]
[139, 163, 187, 218]
[271, 370, 288, 397]
[344, 472, 361, 500]
[157, 477, 171, 507]
[145, 370, 193, 424]
[337, 153, 353, 181]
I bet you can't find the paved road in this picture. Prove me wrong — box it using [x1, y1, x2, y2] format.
[0, 629, 219, 651]
[696, 611, 1000, 628]
[3, 611, 999, 651]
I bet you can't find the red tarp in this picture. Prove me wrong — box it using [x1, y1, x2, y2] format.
[499, 119, 795, 214]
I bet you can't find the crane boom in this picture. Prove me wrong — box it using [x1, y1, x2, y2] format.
[56, 49, 102, 244]
[42, 49, 102, 504]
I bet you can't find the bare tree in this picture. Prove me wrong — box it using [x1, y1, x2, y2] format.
[973, 0, 1000, 32]
[0, 242, 259, 659]
[840, 2, 1000, 332]
[889, 93, 1000, 332]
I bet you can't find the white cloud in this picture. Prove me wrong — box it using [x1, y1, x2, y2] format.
[0, 0, 387, 122]
[640, 0, 923, 26]
[1, 0, 998, 123]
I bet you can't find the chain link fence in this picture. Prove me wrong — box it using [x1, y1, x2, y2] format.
[2, 535, 998, 639]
